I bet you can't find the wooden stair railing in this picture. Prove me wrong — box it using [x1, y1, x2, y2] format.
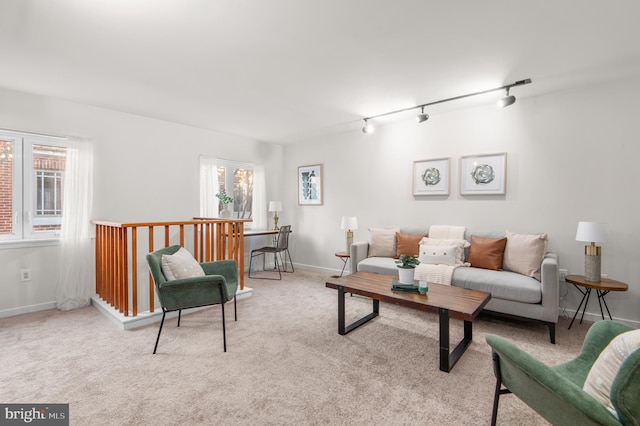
[92, 219, 251, 317]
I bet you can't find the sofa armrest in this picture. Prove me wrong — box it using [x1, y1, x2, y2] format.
[539, 252, 560, 323]
[350, 242, 369, 273]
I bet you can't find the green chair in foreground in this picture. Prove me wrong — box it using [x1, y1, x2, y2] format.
[146, 245, 238, 353]
[487, 321, 640, 426]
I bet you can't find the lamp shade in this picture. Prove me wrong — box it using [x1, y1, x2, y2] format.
[340, 216, 358, 230]
[575, 222, 608, 243]
[268, 201, 282, 212]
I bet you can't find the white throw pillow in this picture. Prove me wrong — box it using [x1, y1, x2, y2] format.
[583, 329, 640, 417]
[419, 237, 469, 263]
[418, 245, 459, 265]
[161, 247, 205, 281]
[502, 230, 547, 280]
[368, 228, 400, 257]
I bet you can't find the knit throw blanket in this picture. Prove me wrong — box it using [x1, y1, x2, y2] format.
[414, 264, 458, 286]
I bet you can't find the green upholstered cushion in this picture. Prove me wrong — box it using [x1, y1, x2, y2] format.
[554, 321, 634, 387]
[487, 330, 623, 426]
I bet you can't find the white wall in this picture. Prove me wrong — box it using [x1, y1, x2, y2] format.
[283, 73, 640, 327]
[0, 87, 283, 315]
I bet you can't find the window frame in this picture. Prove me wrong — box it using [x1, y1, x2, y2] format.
[216, 159, 255, 222]
[0, 129, 68, 246]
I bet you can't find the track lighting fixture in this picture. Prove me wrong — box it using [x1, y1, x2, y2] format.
[416, 106, 429, 123]
[362, 119, 374, 134]
[498, 87, 516, 108]
[361, 78, 531, 134]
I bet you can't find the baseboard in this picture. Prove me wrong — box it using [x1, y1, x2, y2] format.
[91, 286, 253, 330]
[560, 308, 639, 329]
[0, 301, 57, 318]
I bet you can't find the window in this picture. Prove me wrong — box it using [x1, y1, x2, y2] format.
[216, 160, 254, 219]
[0, 130, 68, 243]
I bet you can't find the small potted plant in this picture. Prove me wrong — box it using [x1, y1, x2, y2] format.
[216, 190, 233, 218]
[395, 254, 420, 284]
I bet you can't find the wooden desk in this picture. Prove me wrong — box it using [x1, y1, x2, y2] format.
[565, 275, 628, 329]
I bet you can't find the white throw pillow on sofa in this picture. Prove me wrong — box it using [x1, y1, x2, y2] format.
[419, 237, 469, 263]
[368, 228, 401, 257]
[161, 247, 205, 281]
[502, 230, 547, 280]
[418, 245, 459, 265]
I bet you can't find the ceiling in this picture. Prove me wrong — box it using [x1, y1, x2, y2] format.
[1, 0, 639, 143]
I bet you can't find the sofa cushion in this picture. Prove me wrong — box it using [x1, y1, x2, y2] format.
[452, 267, 542, 304]
[583, 329, 640, 418]
[468, 235, 507, 271]
[503, 230, 548, 280]
[396, 232, 427, 258]
[357, 256, 399, 275]
[418, 245, 458, 266]
[368, 228, 400, 257]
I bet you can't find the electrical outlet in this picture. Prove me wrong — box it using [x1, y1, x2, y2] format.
[559, 269, 568, 281]
[20, 269, 31, 282]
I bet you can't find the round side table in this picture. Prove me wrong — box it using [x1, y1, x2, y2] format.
[334, 251, 350, 277]
[565, 274, 628, 329]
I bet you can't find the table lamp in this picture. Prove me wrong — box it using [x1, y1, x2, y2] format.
[269, 201, 282, 230]
[340, 216, 358, 253]
[575, 221, 608, 282]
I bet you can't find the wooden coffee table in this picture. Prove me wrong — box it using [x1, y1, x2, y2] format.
[326, 271, 491, 372]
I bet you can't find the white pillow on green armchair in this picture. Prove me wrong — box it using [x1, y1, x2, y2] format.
[583, 329, 640, 418]
[161, 247, 205, 281]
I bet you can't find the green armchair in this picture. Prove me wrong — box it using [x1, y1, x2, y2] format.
[146, 245, 238, 354]
[487, 321, 640, 426]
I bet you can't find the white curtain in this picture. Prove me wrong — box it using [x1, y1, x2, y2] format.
[199, 156, 219, 218]
[56, 137, 94, 311]
[252, 164, 267, 229]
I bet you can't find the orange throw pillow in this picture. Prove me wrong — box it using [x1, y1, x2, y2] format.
[395, 233, 427, 258]
[468, 235, 507, 270]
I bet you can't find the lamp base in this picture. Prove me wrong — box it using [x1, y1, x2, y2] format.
[273, 213, 279, 231]
[345, 230, 354, 253]
[584, 250, 601, 283]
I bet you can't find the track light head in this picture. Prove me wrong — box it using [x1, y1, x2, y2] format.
[416, 106, 429, 123]
[362, 119, 374, 134]
[498, 88, 516, 108]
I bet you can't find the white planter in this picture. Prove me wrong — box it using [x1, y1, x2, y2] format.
[397, 267, 415, 285]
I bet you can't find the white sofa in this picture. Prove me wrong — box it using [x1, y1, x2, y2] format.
[350, 227, 560, 343]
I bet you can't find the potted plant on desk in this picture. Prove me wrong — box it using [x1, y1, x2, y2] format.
[396, 254, 420, 284]
[216, 190, 234, 218]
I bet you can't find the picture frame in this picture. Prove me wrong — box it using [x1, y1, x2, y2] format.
[412, 157, 450, 196]
[298, 164, 323, 205]
[459, 152, 507, 195]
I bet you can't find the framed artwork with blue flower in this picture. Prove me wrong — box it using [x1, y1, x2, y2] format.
[459, 152, 507, 195]
[413, 157, 450, 196]
[298, 164, 323, 205]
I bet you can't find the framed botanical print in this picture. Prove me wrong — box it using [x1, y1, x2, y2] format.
[298, 164, 323, 205]
[412, 157, 450, 196]
[459, 152, 507, 195]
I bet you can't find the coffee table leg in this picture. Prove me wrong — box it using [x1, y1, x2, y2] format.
[439, 308, 474, 373]
[337, 285, 379, 335]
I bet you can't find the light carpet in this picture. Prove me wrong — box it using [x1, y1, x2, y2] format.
[1, 269, 592, 425]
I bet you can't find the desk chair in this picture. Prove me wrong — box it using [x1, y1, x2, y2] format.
[248, 225, 294, 280]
